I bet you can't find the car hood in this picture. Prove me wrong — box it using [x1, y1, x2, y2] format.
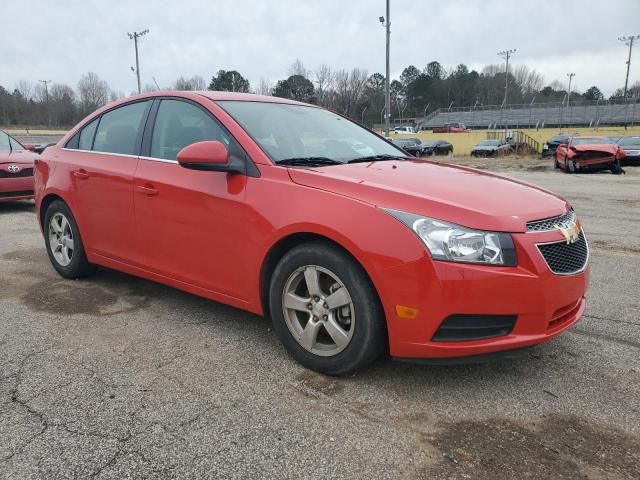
[0, 150, 38, 165]
[570, 144, 618, 154]
[287, 160, 569, 233]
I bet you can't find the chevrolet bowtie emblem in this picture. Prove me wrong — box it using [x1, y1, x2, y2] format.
[555, 220, 581, 244]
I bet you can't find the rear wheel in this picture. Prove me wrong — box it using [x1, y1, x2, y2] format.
[44, 200, 96, 279]
[610, 159, 624, 175]
[269, 242, 386, 375]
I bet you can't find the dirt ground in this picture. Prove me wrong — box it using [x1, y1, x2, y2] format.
[1, 158, 639, 479]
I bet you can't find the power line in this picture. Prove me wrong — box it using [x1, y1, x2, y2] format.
[618, 35, 640, 98]
[497, 49, 516, 106]
[127, 29, 149, 94]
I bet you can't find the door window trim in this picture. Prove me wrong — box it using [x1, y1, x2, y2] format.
[64, 99, 152, 156]
[140, 96, 260, 176]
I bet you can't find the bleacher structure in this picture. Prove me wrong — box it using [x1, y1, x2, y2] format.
[414, 98, 640, 130]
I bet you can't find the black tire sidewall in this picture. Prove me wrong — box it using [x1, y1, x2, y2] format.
[269, 242, 386, 375]
[43, 200, 95, 278]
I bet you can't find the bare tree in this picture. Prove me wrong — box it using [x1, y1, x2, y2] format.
[333, 68, 369, 116]
[255, 78, 273, 95]
[513, 64, 544, 98]
[77, 72, 110, 116]
[172, 75, 206, 91]
[15, 80, 34, 100]
[314, 64, 334, 107]
[288, 59, 309, 78]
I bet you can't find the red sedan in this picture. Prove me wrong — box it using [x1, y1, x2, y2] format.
[554, 136, 625, 174]
[34, 92, 589, 374]
[1, 130, 38, 202]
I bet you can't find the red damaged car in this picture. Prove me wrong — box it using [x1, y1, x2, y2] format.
[1, 130, 39, 202]
[34, 92, 589, 374]
[555, 136, 625, 174]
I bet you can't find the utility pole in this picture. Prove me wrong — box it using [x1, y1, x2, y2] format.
[498, 49, 516, 106]
[566, 73, 575, 128]
[619, 35, 640, 98]
[127, 29, 149, 94]
[39, 79, 51, 126]
[379, 0, 391, 136]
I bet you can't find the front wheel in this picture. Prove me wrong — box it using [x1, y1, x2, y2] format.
[269, 242, 387, 375]
[44, 200, 96, 279]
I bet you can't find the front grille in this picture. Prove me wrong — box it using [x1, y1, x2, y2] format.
[0, 190, 33, 198]
[0, 168, 33, 178]
[527, 209, 576, 232]
[432, 314, 517, 342]
[537, 231, 588, 275]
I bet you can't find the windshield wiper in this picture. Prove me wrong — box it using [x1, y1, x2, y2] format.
[276, 157, 344, 167]
[347, 154, 408, 164]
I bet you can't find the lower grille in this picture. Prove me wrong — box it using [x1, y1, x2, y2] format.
[0, 168, 33, 178]
[548, 299, 582, 332]
[432, 314, 517, 342]
[537, 231, 589, 275]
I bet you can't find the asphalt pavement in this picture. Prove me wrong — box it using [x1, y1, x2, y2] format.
[1, 162, 638, 479]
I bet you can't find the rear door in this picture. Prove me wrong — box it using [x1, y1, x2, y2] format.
[65, 100, 151, 262]
[133, 98, 253, 299]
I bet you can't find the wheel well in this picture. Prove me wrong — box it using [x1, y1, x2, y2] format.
[39, 194, 65, 227]
[259, 233, 382, 320]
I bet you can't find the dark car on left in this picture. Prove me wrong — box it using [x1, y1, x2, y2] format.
[391, 138, 428, 157]
[0, 130, 39, 202]
[542, 133, 571, 158]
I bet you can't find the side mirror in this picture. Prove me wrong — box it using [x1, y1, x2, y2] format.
[177, 141, 243, 174]
[23, 143, 37, 152]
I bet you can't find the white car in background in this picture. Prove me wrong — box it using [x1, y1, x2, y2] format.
[393, 125, 416, 134]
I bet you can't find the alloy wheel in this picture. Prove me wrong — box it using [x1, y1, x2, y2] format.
[281, 265, 355, 357]
[48, 212, 74, 266]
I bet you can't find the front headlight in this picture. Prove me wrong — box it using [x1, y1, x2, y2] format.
[383, 209, 517, 266]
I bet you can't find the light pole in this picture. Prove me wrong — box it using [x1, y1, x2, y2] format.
[379, 0, 391, 136]
[38, 79, 51, 126]
[498, 49, 516, 106]
[619, 35, 640, 98]
[566, 73, 575, 127]
[127, 29, 149, 94]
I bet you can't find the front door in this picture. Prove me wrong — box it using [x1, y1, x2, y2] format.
[133, 98, 252, 300]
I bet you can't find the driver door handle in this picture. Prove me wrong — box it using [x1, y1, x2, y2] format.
[72, 169, 89, 180]
[136, 184, 159, 197]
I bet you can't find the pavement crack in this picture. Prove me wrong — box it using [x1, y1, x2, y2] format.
[571, 328, 640, 349]
[583, 314, 639, 326]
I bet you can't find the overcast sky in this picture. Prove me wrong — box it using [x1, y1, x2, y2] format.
[3, 0, 639, 98]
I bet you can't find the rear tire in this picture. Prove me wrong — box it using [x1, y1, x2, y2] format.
[44, 200, 96, 279]
[269, 242, 387, 375]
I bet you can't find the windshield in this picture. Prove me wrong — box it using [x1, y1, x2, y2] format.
[618, 137, 640, 146]
[571, 137, 612, 145]
[551, 135, 569, 142]
[0, 132, 24, 151]
[478, 140, 500, 146]
[218, 101, 408, 164]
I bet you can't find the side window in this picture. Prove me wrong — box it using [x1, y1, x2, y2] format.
[78, 118, 99, 150]
[92, 101, 150, 155]
[150, 99, 232, 161]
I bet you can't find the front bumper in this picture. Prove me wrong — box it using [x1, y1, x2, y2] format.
[377, 229, 589, 359]
[0, 176, 34, 202]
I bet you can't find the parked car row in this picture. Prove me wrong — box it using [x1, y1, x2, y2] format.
[391, 138, 453, 157]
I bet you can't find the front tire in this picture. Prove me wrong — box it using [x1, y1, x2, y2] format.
[44, 200, 96, 279]
[269, 242, 386, 375]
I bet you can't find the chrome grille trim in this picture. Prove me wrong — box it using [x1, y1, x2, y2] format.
[526, 209, 576, 232]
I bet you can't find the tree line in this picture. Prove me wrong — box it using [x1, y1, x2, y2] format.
[1, 60, 638, 128]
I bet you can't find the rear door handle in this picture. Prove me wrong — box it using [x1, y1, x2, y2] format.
[72, 169, 89, 180]
[136, 185, 159, 197]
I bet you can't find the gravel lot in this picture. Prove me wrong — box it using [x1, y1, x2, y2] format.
[1, 158, 639, 479]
